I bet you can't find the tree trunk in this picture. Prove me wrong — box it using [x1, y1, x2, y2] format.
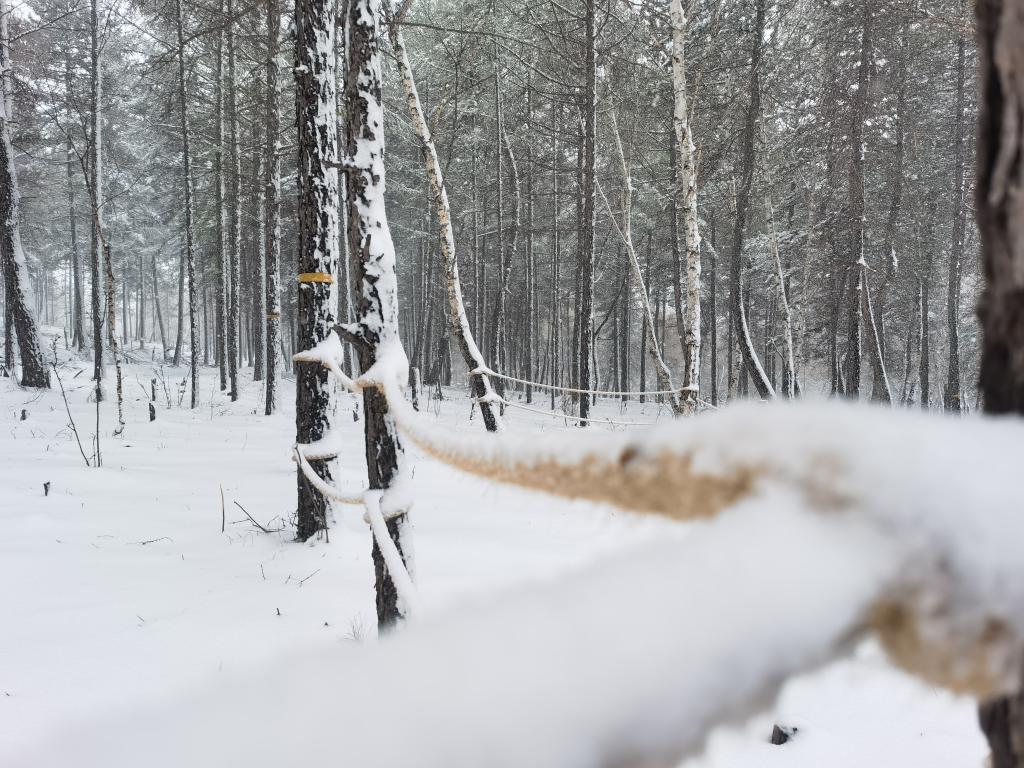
[265, 0, 282, 415]
[89, 0, 104, 396]
[0, 0, 47, 388]
[214, 6, 227, 392]
[151, 251, 167, 358]
[294, 0, 340, 542]
[671, 0, 701, 413]
[844, 0, 872, 400]
[226, 0, 241, 401]
[729, 0, 773, 399]
[174, 0, 199, 406]
[976, 0, 1024, 760]
[608, 110, 681, 413]
[390, 17, 501, 430]
[945, 5, 967, 413]
[65, 53, 84, 353]
[577, 0, 596, 423]
[343, 0, 411, 628]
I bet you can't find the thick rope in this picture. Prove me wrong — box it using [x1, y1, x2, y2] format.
[475, 366, 694, 399]
[363, 491, 421, 616]
[293, 445, 364, 505]
[496, 397, 663, 427]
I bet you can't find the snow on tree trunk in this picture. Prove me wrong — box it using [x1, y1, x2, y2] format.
[671, 0, 701, 414]
[264, 0, 282, 416]
[341, 0, 412, 627]
[389, 19, 503, 432]
[0, 0, 47, 389]
[294, 0, 340, 542]
[175, 0, 199, 408]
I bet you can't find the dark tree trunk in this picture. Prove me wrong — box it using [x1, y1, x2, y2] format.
[844, 0, 872, 400]
[0, 6, 47, 389]
[976, 2, 1024, 759]
[65, 53, 85, 353]
[729, 0, 772, 399]
[577, 0, 596, 423]
[945, 7, 967, 413]
[264, 0, 282, 415]
[294, 0, 340, 542]
[174, 0, 199, 407]
[343, 0, 410, 629]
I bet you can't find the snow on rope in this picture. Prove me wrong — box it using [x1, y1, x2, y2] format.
[475, 365, 693, 399]
[25, 467, 1024, 767]
[495, 397, 663, 427]
[254, 329, 1024, 766]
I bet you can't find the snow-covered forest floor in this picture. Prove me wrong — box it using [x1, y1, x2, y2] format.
[2, 329, 986, 766]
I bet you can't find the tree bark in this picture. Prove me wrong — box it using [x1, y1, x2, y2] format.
[729, 0, 773, 399]
[671, 0, 701, 413]
[174, 0, 199, 407]
[64, 52, 84, 353]
[844, 0, 873, 400]
[945, 3, 968, 413]
[265, 0, 282, 415]
[577, 0, 596, 423]
[0, 0, 47, 388]
[226, 0, 241, 401]
[294, 0, 340, 542]
[343, 0, 411, 628]
[89, 0, 104, 396]
[976, 0, 1024, 759]
[390, 17, 502, 430]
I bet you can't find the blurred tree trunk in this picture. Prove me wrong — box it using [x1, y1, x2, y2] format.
[977, 0, 1024, 762]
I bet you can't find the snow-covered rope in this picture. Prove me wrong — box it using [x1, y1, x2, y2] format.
[363, 491, 421, 616]
[475, 366, 692, 399]
[496, 397, 662, 427]
[293, 445, 365, 505]
[294, 443, 418, 615]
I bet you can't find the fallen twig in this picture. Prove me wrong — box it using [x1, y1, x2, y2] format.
[233, 500, 285, 534]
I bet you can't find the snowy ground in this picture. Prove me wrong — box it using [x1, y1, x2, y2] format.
[1, 331, 987, 766]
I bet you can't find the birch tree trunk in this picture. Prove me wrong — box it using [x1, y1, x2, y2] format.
[174, 0, 199, 407]
[607, 111, 681, 413]
[0, 0, 47, 388]
[264, 0, 282, 415]
[389, 17, 502, 431]
[294, 0, 339, 542]
[670, 0, 701, 413]
[341, 0, 411, 628]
